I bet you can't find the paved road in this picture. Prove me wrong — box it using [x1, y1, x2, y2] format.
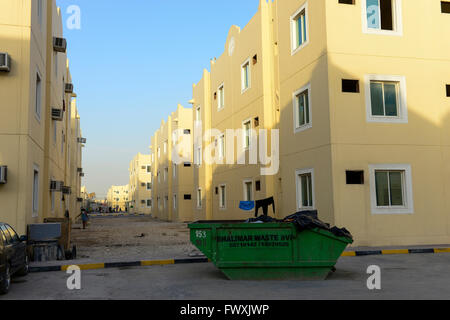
[2, 254, 450, 300]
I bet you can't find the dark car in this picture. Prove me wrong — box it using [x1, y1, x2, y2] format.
[0, 223, 29, 294]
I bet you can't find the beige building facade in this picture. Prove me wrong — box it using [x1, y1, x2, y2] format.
[107, 185, 130, 212]
[150, 105, 194, 222]
[184, 0, 450, 247]
[128, 153, 152, 215]
[0, 0, 84, 235]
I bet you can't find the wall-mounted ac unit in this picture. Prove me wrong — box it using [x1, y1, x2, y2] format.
[0, 166, 7, 184]
[77, 137, 87, 144]
[0, 53, 11, 72]
[65, 83, 74, 94]
[51, 108, 64, 121]
[62, 186, 72, 195]
[50, 181, 64, 191]
[53, 37, 67, 53]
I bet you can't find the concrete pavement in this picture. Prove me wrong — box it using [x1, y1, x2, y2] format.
[3, 253, 450, 300]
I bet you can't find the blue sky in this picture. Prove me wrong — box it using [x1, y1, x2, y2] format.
[57, 0, 261, 198]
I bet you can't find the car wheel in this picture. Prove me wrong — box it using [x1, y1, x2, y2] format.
[16, 255, 29, 277]
[0, 264, 11, 295]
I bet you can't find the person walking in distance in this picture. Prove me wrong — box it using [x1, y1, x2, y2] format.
[77, 208, 89, 230]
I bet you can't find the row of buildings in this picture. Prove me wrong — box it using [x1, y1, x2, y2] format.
[0, 0, 85, 235]
[115, 0, 450, 247]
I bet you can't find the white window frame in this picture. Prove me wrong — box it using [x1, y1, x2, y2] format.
[293, 83, 312, 133]
[197, 188, 202, 209]
[241, 58, 251, 93]
[365, 74, 408, 123]
[295, 168, 315, 211]
[147, 199, 152, 209]
[173, 163, 177, 178]
[243, 179, 254, 202]
[35, 70, 42, 122]
[362, 0, 403, 36]
[218, 133, 225, 161]
[242, 119, 252, 150]
[290, 2, 309, 55]
[217, 83, 225, 111]
[32, 164, 40, 217]
[146, 182, 152, 191]
[196, 106, 201, 121]
[219, 184, 227, 210]
[369, 164, 414, 215]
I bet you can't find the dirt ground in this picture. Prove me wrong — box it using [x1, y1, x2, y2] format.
[71, 215, 199, 262]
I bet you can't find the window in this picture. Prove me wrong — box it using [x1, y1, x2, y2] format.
[442, 1, 450, 13]
[157, 171, 160, 183]
[363, 0, 402, 35]
[243, 180, 253, 201]
[293, 84, 312, 133]
[164, 142, 167, 154]
[342, 79, 360, 93]
[218, 84, 225, 110]
[241, 59, 251, 92]
[296, 169, 315, 210]
[219, 185, 226, 209]
[173, 164, 177, 178]
[146, 183, 152, 190]
[173, 194, 177, 210]
[365, 75, 407, 123]
[6, 225, 19, 243]
[158, 147, 161, 158]
[184, 129, 191, 135]
[446, 85, 450, 97]
[37, 0, 43, 26]
[35, 72, 42, 120]
[196, 146, 202, 166]
[197, 188, 202, 208]
[147, 199, 152, 208]
[291, 3, 309, 54]
[196, 106, 201, 121]
[147, 165, 151, 173]
[243, 120, 252, 149]
[339, 0, 355, 4]
[164, 196, 168, 209]
[218, 134, 225, 160]
[369, 164, 413, 214]
[32, 166, 39, 217]
[53, 122, 57, 144]
[164, 167, 168, 181]
[184, 194, 192, 200]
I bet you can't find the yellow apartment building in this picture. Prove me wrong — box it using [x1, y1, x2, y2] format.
[128, 153, 152, 215]
[0, 0, 84, 235]
[150, 104, 194, 222]
[182, 0, 450, 246]
[107, 185, 130, 212]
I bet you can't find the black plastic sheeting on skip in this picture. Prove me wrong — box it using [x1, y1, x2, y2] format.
[246, 210, 353, 241]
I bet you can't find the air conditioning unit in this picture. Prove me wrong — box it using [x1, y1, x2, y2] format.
[77, 168, 83, 173]
[79, 173, 85, 177]
[77, 137, 87, 144]
[62, 186, 72, 195]
[65, 83, 74, 94]
[53, 37, 67, 53]
[51, 108, 64, 121]
[0, 53, 11, 72]
[50, 181, 64, 191]
[0, 166, 7, 184]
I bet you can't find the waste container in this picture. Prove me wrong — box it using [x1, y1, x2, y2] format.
[189, 220, 353, 280]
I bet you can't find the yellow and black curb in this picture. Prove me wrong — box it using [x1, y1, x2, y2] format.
[29, 258, 210, 273]
[341, 247, 450, 257]
[29, 247, 450, 273]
